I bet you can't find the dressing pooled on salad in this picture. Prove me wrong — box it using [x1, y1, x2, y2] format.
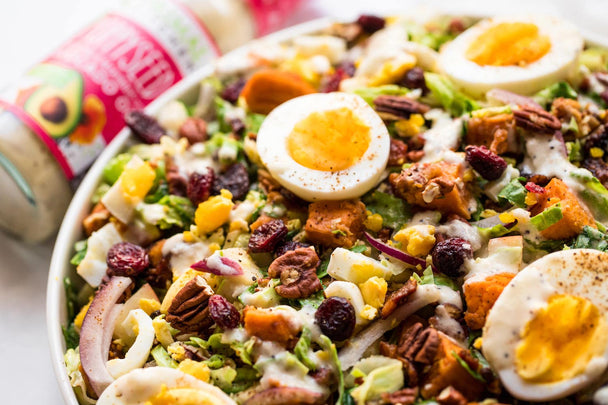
[62, 12, 608, 405]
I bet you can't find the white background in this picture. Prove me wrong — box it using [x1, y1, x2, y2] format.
[0, 0, 607, 403]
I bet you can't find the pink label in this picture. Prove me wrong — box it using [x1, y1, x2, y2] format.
[247, 0, 303, 36]
[0, 0, 219, 180]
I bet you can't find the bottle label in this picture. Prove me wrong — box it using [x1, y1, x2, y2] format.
[247, 0, 303, 36]
[0, 0, 220, 180]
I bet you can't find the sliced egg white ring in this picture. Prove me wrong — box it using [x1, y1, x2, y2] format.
[256, 92, 390, 201]
[482, 249, 608, 401]
[97, 367, 236, 405]
[438, 15, 583, 97]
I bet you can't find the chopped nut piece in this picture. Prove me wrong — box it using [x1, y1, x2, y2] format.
[146, 239, 172, 289]
[381, 278, 418, 318]
[166, 276, 213, 332]
[83, 202, 110, 236]
[268, 248, 322, 299]
[178, 117, 208, 144]
[374, 95, 430, 119]
[381, 387, 418, 405]
[244, 387, 325, 405]
[305, 199, 366, 248]
[437, 387, 468, 405]
[513, 105, 561, 134]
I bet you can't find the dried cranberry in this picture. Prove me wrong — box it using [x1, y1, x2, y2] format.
[229, 118, 245, 135]
[320, 68, 350, 93]
[124, 110, 166, 144]
[465, 145, 507, 181]
[208, 295, 240, 329]
[221, 78, 246, 104]
[275, 240, 311, 258]
[399, 67, 428, 94]
[356, 14, 385, 34]
[107, 242, 149, 277]
[315, 297, 356, 341]
[187, 168, 215, 205]
[431, 238, 472, 277]
[248, 219, 288, 253]
[524, 182, 545, 194]
[213, 163, 250, 200]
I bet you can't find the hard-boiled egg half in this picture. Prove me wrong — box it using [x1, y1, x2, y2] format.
[97, 367, 236, 405]
[482, 249, 608, 401]
[438, 16, 583, 97]
[256, 92, 390, 201]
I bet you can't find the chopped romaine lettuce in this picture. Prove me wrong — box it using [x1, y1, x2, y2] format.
[412, 266, 458, 290]
[320, 335, 345, 405]
[353, 85, 410, 106]
[206, 132, 243, 164]
[363, 191, 411, 230]
[571, 170, 608, 221]
[210, 366, 237, 391]
[102, 153, 132, 185]
[65, 349, 96, 404]
[530, 204, 563, 231]
[245, 113, 266, 134]
[70, 240, 88, 267]
[451, 350, 485, 382]
[62, 323, 79, 350]
[349, 356, 404, 404]
[151, 345, 178, 368]
[533, 81, 577, 108]
[423, 72, 479, 117]
[566, 140, 583, 162]
[497, 177, 527, 208]
[294, 327, 317, 370]
[580, 47, 608, 72]
[571, 225, 608, 251]
[137, 195, 194, 231]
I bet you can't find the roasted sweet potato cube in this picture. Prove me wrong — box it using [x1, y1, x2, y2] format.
[531, 178, 596, 240]
[464, 272, 515, 330]
[243, 306, 301, 346]
[420, 332, 485, 400]
[389, 161, 471, 219]
[305, 199, 366, 248]
[465, 113, 514, 154]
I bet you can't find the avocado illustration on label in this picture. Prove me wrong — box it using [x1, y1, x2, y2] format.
[23, 64, 84, 138]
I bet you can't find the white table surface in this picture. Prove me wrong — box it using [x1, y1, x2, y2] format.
[0, 0, 607, 403]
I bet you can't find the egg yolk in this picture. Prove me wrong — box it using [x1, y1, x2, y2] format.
[515, 294, 608, 383]
[287, 107, 371, 172]
[147, 384, 221, 405]
[466, 22, 551, 66]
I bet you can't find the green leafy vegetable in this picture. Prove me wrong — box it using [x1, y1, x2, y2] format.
[412, 266, 458, 290]
[566, 140, 583, 162]
[294, 328, 317, 370]
[476, 222, 514, 239]
[206, 132, 243, 165]
[320, 335, 345, 405]
[533, 81, 577, 108]
[286, 290, 325, 309]
[157, 195, 195, 230]
[424, 72, 479, 116]
[350, 356, 404, 404]
[151, 345, 178, 368]
[451, 350, 485, 382]
[349, 245, 368, 254]
[571, 225, 608, 251]
[224, 367, 259, 393]
[62, 323, 79, 350]
[245, 113, 266, 134]
[530, 204, 563, 231]
[91, 183, 110, 205]
[497, 177, 527, 208]
[363, 191, 411, 230]
[63, 276, 78, 322]
[580, 47, 608, 72]
[70, 240, 88, 267]
[571, 170, 608, 221]
[102, 153, 132, 185]
[210, 366, 237, 391]
[353, 85, 410, 106]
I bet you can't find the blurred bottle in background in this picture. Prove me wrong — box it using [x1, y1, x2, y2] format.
[0, 0, 301, 243]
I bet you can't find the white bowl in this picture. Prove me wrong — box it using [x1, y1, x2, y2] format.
[46, 17, 330, 405]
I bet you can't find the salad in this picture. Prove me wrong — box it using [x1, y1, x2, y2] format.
[61, 12, 608, 405]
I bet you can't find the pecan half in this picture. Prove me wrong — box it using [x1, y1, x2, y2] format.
[397, 322, 440, 365]
[244, 387, 325, 405]
[583, 158, 608, 188]
[381, 388, 418, 405]
[513, 105, 561, 134]
[268, 248, 322, 299]
[374, 95, 430, 119]
[166, 156, 187, 197]
[166, 276, 213, 332]
[381, 278, 418, 318]
[178, 117, 208, 144]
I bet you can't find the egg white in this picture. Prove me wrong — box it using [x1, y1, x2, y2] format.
[482, 249, 608, 401]
[438, 15, 584, 97]
[256, 92, 390, 201]
[97, 367, 236, 405]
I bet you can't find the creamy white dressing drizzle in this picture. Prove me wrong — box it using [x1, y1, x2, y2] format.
[433, 304, 466, 344]
[162, 233, 212, 278]
[436, 219, 483, 252]
[421, 110, 463, 163]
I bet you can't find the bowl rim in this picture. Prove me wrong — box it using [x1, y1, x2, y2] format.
[46, 17, 331, 405]
[45, 13, 608, 405]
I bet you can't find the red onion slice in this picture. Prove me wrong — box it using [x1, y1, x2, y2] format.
[364, 231, 435, 272]
[486, 88, 542, 110]
[191, 255, 244, 276]
[79, 276, 132, 396]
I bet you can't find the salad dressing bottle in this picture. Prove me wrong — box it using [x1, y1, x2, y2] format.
[0, 0, 300, 243]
